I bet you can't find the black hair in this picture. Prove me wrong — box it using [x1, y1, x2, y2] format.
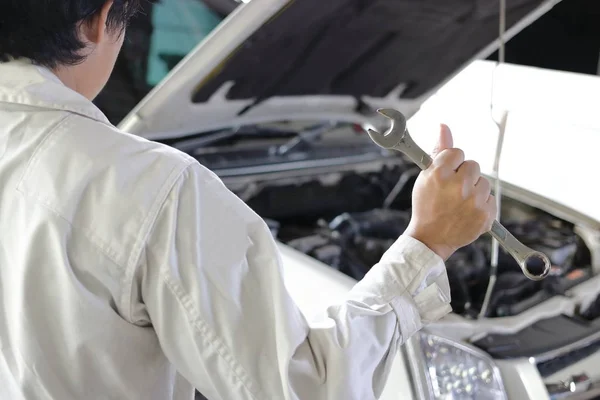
[0, 0, 141, 69]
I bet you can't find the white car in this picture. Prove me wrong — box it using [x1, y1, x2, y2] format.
[99, 0, 600, 398]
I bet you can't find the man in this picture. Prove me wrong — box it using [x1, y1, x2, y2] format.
[0, 1, 496, 399]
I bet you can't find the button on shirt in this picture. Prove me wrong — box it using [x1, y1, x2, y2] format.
[0, 59, 452, 400]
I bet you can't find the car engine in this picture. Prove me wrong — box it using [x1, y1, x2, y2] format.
[236, 165, 592, 319]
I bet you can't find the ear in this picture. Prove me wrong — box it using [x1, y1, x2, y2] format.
[81, 1, 114, 44]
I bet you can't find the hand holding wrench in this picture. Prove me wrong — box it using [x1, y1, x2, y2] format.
[367, 108, 551, 281]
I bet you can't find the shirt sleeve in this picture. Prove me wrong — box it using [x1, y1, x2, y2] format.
[135, 162, 452, 400]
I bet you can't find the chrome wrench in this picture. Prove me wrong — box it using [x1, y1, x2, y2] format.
[367, 108, 551, 281]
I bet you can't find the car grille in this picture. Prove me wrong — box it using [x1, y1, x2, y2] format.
[537, 340, 600, 378]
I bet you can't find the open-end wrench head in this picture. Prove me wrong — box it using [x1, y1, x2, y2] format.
[366, 108, 408, 149]
[377, 108, 407, 130]
[366, 128, 396, 149]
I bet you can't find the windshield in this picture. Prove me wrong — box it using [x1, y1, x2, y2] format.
[94, 0, 225, 124]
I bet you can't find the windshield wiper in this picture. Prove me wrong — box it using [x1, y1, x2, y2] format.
[169, 121, 353, 157]
[167, 125, 299, 153]
[271, 121, 339, 156]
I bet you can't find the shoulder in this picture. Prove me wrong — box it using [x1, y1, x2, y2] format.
[17, 114, 196, 266]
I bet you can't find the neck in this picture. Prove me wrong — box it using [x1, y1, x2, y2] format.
[52, 65, 90, 99]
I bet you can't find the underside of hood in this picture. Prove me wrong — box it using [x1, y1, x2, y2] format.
[120, 0, 562, 139]
[193, 0, 550, 105]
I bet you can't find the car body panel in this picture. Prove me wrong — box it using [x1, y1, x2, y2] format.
[278, 242, 356, 315]
[496, 358, 550, 399]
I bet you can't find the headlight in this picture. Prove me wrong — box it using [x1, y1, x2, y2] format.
[406, 332, 507, 400]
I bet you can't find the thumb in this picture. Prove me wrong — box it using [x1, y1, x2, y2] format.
[431, 123, 453, 157]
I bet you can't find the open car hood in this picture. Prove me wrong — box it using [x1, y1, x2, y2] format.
[118, 0, 563, 140]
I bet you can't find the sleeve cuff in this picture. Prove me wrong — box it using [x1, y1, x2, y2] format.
[381, 235, 453, 336]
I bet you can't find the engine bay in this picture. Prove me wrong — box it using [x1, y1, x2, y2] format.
[231, 164, 593, 319]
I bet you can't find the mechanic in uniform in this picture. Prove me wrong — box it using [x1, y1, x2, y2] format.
[0, 1, 496, 399]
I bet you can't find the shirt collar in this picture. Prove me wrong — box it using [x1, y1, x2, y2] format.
[0, 59, 111, 125]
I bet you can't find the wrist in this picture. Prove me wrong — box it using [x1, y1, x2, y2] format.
[404, 225, 455, 261]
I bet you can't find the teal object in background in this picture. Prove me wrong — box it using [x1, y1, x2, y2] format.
[147, 0, 223, 86]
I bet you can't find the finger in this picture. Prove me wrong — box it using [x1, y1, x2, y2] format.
[431, 124, 454, 157]
[456, 160, 481, 186]
[434, 148, 465, 171]
[475, 177, 492, 203]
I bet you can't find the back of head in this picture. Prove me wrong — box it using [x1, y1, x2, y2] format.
[0, 0, 141, 69]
